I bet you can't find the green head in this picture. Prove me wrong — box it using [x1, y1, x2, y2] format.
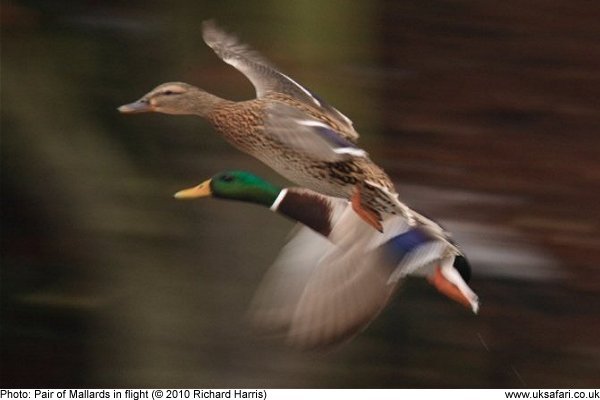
[174, 171, 282, 208]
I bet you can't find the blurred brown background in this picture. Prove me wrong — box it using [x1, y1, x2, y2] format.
[2, 0, 599, 388]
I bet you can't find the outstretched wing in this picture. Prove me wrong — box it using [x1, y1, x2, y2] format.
[248, 194, 350, 334]
[248, 207, 399, 349]
[247, 224, 330, 333]
[285, 224, 400, 348]
[202, 20, 359, 142]
[264, 103, 367, 162]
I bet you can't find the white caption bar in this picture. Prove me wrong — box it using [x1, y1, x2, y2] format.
[1, 389, 599, 400]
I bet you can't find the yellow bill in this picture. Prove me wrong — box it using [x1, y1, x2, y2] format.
[174, 179, 212, 199]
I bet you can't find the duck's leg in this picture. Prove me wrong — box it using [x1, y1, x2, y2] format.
[361, 180, 416, 226]
[351, 186, 384, 232]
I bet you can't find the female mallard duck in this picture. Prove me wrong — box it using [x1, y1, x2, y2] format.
[119, 20, 414, 232]
[175, 171, 479, 349]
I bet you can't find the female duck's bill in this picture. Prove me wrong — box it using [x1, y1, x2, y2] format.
[118, 98, 154, 113]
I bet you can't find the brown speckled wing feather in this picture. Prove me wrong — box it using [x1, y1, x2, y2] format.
[264, 103, 366, 162]
[202, 20, 359, 142]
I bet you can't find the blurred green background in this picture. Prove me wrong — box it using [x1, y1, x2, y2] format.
[2, 0, 599, 388]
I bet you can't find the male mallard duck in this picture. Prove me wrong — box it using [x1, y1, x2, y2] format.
[119, 20, 414, 232]
[175, 171, 479, 348]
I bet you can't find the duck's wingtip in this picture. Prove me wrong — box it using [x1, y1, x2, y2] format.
[201, 19, 229, 44]
[470, 297, 480, 314]
[201, 19, 217, 32]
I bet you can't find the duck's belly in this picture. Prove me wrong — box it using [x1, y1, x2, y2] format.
[215, 122, 395, 203]
[251, 145, 405, 219]
[214, 123, 353, 197]
[252, 148, 356, 199]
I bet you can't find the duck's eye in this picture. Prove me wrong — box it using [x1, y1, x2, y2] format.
[163, 90, 174, 95]
[220, 175, 234, 182]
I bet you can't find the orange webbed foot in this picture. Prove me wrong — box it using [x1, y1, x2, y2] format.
[351, 187, 383, 232]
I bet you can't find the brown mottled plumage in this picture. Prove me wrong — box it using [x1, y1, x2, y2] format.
[119, 20, 415, 231]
